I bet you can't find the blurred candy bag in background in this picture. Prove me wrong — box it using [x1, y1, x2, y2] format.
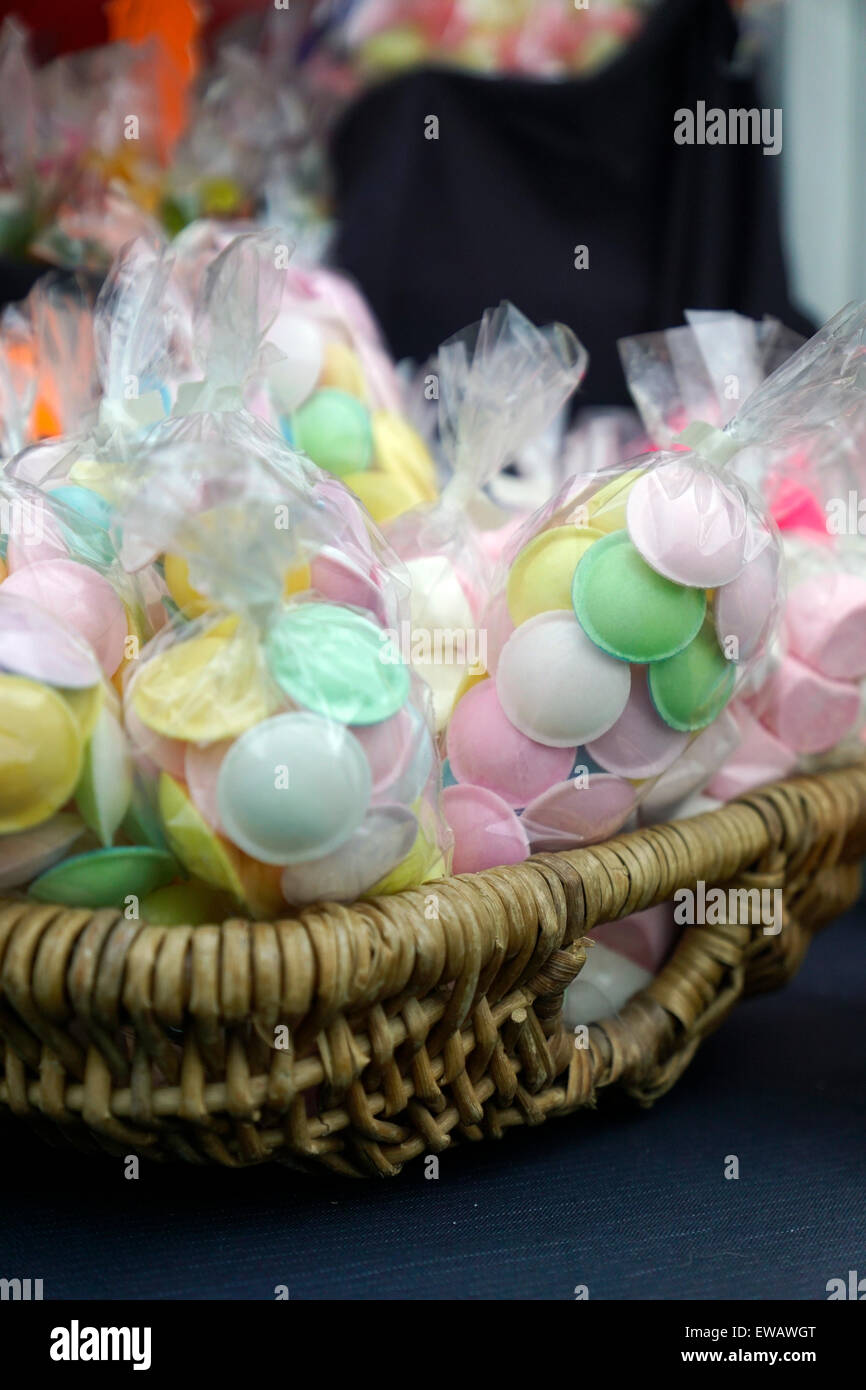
[386, 300, 588, 731]
[0, 270, 100, 459]
[113, 436, 448, 917]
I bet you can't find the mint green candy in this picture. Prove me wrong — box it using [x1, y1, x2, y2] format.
[265, 603, 410, 725]
[29, 847, 177, 909]
[573, 529, 706, 663]
[649, 622, 736, 731]
[291, 389, 373, 477]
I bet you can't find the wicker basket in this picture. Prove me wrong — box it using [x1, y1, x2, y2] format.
[1, 763, 865, 1178]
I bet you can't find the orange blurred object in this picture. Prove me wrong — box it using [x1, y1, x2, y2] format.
[105, 0, 202, 162]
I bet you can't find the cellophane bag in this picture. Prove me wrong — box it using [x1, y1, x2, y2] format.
[442, 377, 795, 873]
[113, 436, 449, 918]
[0, 465, 176, 908]
[623, 303, 866, 808]
[385, 300, 588, 732]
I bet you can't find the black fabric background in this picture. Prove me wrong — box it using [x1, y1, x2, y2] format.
[1, 904, 862, 1301]
[331, 0, 813, 408]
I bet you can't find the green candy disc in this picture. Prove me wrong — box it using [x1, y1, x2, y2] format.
[291, 389, 373, 477]
[572, 529, 706, 663]
[139, 881, 237, 926]
[265, 603, 410, 725]
[28, 846, 177, 909]
[649, 622, 736, 731]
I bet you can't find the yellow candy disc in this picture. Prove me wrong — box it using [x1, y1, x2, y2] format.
[0, 676, 84, 832]
[131, 624, 275, 742]
[318, 341, 367, 401]
[284, 562, 311, 600]
[587, 468, 645, 533]
[371, 412, 438, 499]
[164, 553, 212, 619]
[61, 683, 105, 741]
[507, 525, 603, 626]
[158, 774, 245, 898]
[0, 556, 7, 582]
[344, 469, 426, 524]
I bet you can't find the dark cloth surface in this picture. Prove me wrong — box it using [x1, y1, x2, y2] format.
[0, 905, 862, 1301]
[331, 0, 813, 409]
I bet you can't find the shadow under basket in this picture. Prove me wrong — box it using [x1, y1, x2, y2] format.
[1, 764, 865, 1178]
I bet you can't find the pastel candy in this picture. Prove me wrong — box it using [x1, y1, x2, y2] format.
[496, 610, 631, 747]
[480, 591, 515, 677]
[586, 467, 644, 533]
[649, 622, 736, 731]
[344, 469, 424, 524]
[280, 805, 418, 907]
[217, 712, 372, 865]
[159, 773, 247, 898]
[638, 710, 740, 819]
[139, 881, 237, 926]
[706, 707, 797, 800]
[405, 554, 478, 730]
[442, 784, 529, 874]
[446, 679, 575, 808]
[292, 389, 373, 477]
[265, 604, 409, 725]
[573, 529, 706, 662]
[562, 943, 654, 1026]
[785, 573, 866, 679]
[714, 540, 779, 662]
[75, 703, 132, 846]
[589, 902, 680, 973]
[520, 774, 636, 851]
[1, 559, 128, 677]
[184, 739, 232, 832]
[319, 340, 367, 400]
[0, 675, 84, 832]
[627, 462, 750, 587]
[350, 707, 416, 796]
[371, 706, 435, 804]
[506, 525, 603, 626]
[0, 593, 101, 688]
[125, 698, 187, 779]
[371, 412, 437, 497]
[769, 479, 827, 536]
[28, 846, 176, 909]
[267, 314, 324, 413]
[586, 669, 689, 778]
[751, 656, 860, 754]
[131, 624, 275, 742]
[309, 547, 386, 623]
[0, 812, 87, 891]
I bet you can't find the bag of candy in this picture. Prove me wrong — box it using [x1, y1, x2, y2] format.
[114, 436, 448, 916]
[442, 358, 797, 871]
[623, 303, 866, 808]
[386, 301, 588, 732]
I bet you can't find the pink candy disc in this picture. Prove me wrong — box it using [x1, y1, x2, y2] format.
[309, 547, 386, 623]
[0, 592, 101, 689]
[442, 784, 529, 875]
[706, 707, 797, 801]
[589, 902, 680, 974]
[351, 706, 416, 797]
[586, 669, 688, 779]
[125, 698, 187, 780]
[752, 656, 860, 755]
[1, 559, 128, 677]
[480, 591, 515, 677]
[637, 708, 740, 818]
[280, 804, 418, 907]
[714, 540, 780, 662]
[185, 739, 234, 832]
[626, 462, 751, 587]
[496, 610, 631, 748]
[447, 680, 576, 808]
[785, 573, 866, 680]
[520, 774, 637, 852]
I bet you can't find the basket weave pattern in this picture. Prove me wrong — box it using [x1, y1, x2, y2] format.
[1, 765, 864, 1177]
